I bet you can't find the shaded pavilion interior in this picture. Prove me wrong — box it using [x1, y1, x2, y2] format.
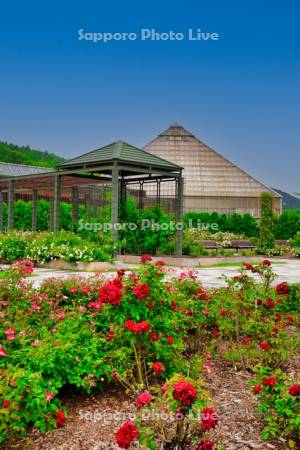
[0, 141, 184, 255]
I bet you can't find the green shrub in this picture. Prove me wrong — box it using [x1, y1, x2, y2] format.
[183, 230, 208, 256]
[259, 193, 276, 249]
[0, 234, 27, 262]
[119, 200, 175, 255]
[0, 231, 112, 263]
[275, 209, 300, 239]
[183, 211, 258, 237]
[251, 367, 300, 444]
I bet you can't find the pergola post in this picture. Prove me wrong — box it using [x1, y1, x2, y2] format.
[176, 175, 184, 256]
[111, 164, 119, 253]
[71, 186, 79, 221]
[138, 181, 144, 211]
[0, 191, 3, 232]
[84, 193, 89, 218]
[120, 180, 127, 204]
[49, 199, 54, 231]
[156, 180, 161, 208]
[32, 190, 38, 231]
[7, 179, 15, 230]
[53, 174, 61, 232]
[93, 192, 98, 218]
[120, 180, 127, 221]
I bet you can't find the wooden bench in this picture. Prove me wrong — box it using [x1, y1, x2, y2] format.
[198, 240, 218, 250]
[275, 240, 288, 246]
[230, 240, 255, 251]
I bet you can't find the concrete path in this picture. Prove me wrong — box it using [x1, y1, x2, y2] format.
[2, 259, 299, 288]
[183, 259, 300, 287]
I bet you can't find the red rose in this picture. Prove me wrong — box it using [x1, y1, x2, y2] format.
[242, 337, 251, 344]
[219, 309, 228, 316]
[289, 384, 300, 396]
[276, 282, 290, 295]
[98, 281, 122, 306]
[166, 336, 174, 344]
[0, 346, 8, 357]
[125, 320, 137, 332]
[266, 299, 275, 309]
[150, 332, 159, 342]
[155, 260, 165, 266]
[196, 440, 216, 450]
[2, 400, 10, 408]
[262, 259, 271, 266]
[140, 254, 152, 264]
[152, 361, 164, 376]
[81, 287, 91, 294]
[197, 289, 208, 300]
[56, 409, 65, 427]
[125, 320, 151, 333]
[146, 301, 153, 309]
[243, 262, 254, 271]
[137, 321, 150, 333]
[171, 301, 178, 311]
[4, 328, 16, 336]
[213, 330, 220, 337]
[259, 342, 270, 351]
[117, 269, 125, 277]
[252, 385, 262, 394]
[133, 283, 150, 300]
[115, 421, 139, 449]
[262, 377, 277, 387]
[105, 331, 114, 341]
[173, 381, 197, 406]
[201, 407, 219, 431]
[135, 392, 152, 409]
[45, 391, 55, 400]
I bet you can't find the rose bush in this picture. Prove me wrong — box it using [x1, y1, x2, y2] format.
[0, 258, 299, 447]
[251, 367, 300, 445]
[115, 374, 218, 450]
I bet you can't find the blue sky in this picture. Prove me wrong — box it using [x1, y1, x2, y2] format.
[0, 0, 299, 192]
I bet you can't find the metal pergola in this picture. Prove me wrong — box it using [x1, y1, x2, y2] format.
[0, 141, 184, 255]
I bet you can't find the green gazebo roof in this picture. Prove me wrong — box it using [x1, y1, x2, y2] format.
[58, 141, 182, 171]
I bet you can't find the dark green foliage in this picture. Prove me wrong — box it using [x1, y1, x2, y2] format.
[0, 142, 64, 167]
[119, 198, 174, 254]
[1, 200, 72, 231]
[275, 210, 300, 239]
[259, 193, 276, 249]
[183, 211, 258, 237]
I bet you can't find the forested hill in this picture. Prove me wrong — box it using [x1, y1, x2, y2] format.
[0, 142, 65, 167]
[273, 188, 300, 210]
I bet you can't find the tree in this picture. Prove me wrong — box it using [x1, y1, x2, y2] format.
[259, 192, 276, 248]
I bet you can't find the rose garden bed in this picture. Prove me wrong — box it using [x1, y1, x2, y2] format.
[0, 257, 299, 449]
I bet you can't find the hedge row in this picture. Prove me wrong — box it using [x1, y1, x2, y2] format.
[1, 200, 300, 241]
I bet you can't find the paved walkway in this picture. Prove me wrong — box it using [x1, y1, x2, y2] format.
[190, 259, 300, 287]
[3, 259, 299, 288]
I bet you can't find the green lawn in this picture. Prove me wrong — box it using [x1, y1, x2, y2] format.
[197, 261, 287, 268]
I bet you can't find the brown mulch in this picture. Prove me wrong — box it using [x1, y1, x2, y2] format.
[3, 387, 136, 450]
[3, 359, 295, 450]
[206, 358, 288, 450]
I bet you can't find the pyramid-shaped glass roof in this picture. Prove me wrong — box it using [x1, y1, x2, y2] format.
[144, 124, 280, 198]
